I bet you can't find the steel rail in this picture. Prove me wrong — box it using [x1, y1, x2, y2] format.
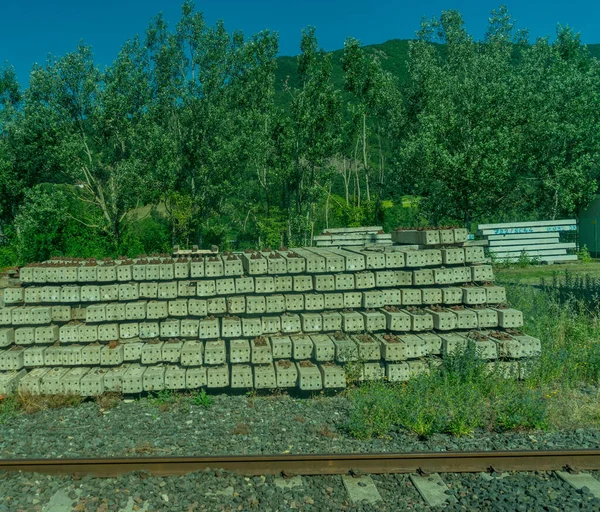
[1, 450, 600, 477]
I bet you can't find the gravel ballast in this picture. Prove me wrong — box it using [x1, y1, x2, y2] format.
[1, 393, 599, 459]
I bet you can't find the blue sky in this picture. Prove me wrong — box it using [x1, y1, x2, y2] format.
[1, 1, 598, 86]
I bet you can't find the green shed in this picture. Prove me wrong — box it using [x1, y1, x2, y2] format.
[579, 195, 600, 256]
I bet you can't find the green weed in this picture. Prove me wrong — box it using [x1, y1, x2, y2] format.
[189, 389, 214, 409]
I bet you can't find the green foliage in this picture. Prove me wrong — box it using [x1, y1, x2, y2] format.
[578, 245, 593, 263]
[0, 396, 20, 424]
[494, 386, 548, 431]
[189, 389, 214, 409]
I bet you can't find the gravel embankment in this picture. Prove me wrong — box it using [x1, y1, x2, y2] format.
[1, 469, 599, 511]
[1, 393, 599, 459]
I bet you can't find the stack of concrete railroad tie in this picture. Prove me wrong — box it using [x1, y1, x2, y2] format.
[0, 230, 541, 396]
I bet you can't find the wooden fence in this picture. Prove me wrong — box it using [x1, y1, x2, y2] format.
[476, 219, 578, 263]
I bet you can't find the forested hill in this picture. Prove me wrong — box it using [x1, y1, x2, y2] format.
[275, 38, 600, 99]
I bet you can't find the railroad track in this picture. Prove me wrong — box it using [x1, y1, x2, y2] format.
[2, 449, 600, 477]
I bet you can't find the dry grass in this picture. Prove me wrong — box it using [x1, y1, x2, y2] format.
[231, 423, 250, 435]
[546, 388, 600, 430]
[95, 392, 122, 410]
[16, 391, 85, 414]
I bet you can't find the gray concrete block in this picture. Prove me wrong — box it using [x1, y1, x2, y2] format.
[132, 263, 147, 281]
[97, 265, 117, 283]
[30, 306, 52, 325]
[441, 247, 465, 265]
[417, 333, 443, 355]
[353, 334, 381, 361]
[464, 245, 485, 263]
[59, 323, 80, 343]
[240, 252, 268, 275]
[204, 256, 224, 277]
[77, 265, 98, 283]
[511, 333, 541, 357]
[168, 299, 188, 317]
[383, 250, 405, 269]
[401, 289, 422, 305]
[0, 328, 14, 347]
[283, 294, 304, 311]
[23, 287, 42, 304]
[106, 302, 126, 322]
[251, 336, 273, 364]
[291, 335, 313, 360]
[449, 307, 478, 330]
[310, 334, 335, 361]
[374, 271, 396, 288]
[492, 307, 524, 328]
[162, 340, 183, 363]
[3, 287, 23, 304]
[421, 249, 443, 267]
[441, 287, 463, 305]
[293, 275, 313, 292]
[200, 317, 220, 339]
[79, 367, 107, 396]
[62, 345, 84, 366]
[100, 284, 119, 301]
[139, 321, 160, 339]
[58, 265, 79, 283]
[321, 311, 342, 332]
[41, 367, 71, 394]
[392, 229, 439, 245]
[374, 333, 407, 361]
[186, 366, 207, 388]
[207, 296, 227, 315]
[85, 304, 106, 323]
[196, 280, 216, 297]
[386, 362, 409, 381]
[347, 247, 386, 270]
[281, 313, 301, 333]
[222, 254, 244, 276]
[471, 338, 498, 359]
[32, 267, 47, 284]
[23, 346, 47, 366]
[235, 276, 255, 294]
[319, 363, 346, 388]
[441, 333, 468, 355]
[433, 268, 455, 285]
[101, 344, 124, 366]
[421, 288, 443, 305]
[462, 287, 487, 305]
[122, 364, 146, 393]
[471, 264, 494, 282]
[159, 263, 174, 281]
[362, 290, 385, 309]
[313, 274, 335, 292]
[216, 278, 236, 296]
[274, 275, 293, 293]
[116, 263, 133, 282]
[206, 364, 229, 387]
[262, 251, 288, 275]
[61, 367, 90, 394]
[51, 305, 72, 323]
[382, 308, 411, 331]
[125, 301, 147, 321]
[15, 327, 36, 345]
[146, 301, 168, 320]
[119, 322, 140, 340]
[222, 316, 242, 338]
[297, 361, 322, 390]
[354, 271, 375, 289]
[174, 259, 190, 279]
[265, 294, 286, 314]
[119, 283, 139, 301]
[261, 315, 281, 334]
[398, 249, 425, 268]
[454, 266, 472, 283]
[406, 310, 434, 331]
[340, 310, 364, 332]
[275, 359, 298, 387]
[123, 342, 144, 361]
[61, 285, 81, 303]
[181, 340, 203, 366]
[157, 281, 178, 300]
[160, 319, 181, 338]
[334, 273, 354, 291]
[226, 296, 246, 315]
[254, 363, 277, 388]
[19, 267, 35, 283]
[471, 307, 498, 328]
[204, 339, 226, 365]
[188, 299, 208, 317]
[42, 345, 63, 366]
[138, 282, 158, 299]
[332, 335, 358, 362]
[178, 280, 196, 298]
[327, 248, 365, 271]
[293, 248, 326, 273]
[229, 339, 251, 363]
[426, 308, 457, 331]
[40, 286, 61, 303]
[270, 336, 292, 359]
[323, 293, 344, 310]
[363, 362, 385, 380]
[78, 323, 98, 343]
[276, 250, 306, 273]
[484, 285, 506, 304]
[412, 269, 434, 286]
[246, 295, 266, 315]
[304, 293, 324, 311]
[20, 367, 51, 394]
[393, 271, 412, 287]
[300, 312, 322, 333]
[81, 344, 102, 365]
[308, 248, 345, 272]
[230, 364, 253, 388]
[164, 365, 187, 390]
[190, 259, 205, 278]
[360, 310, 386, 332]
[102, 364, 129, 392]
